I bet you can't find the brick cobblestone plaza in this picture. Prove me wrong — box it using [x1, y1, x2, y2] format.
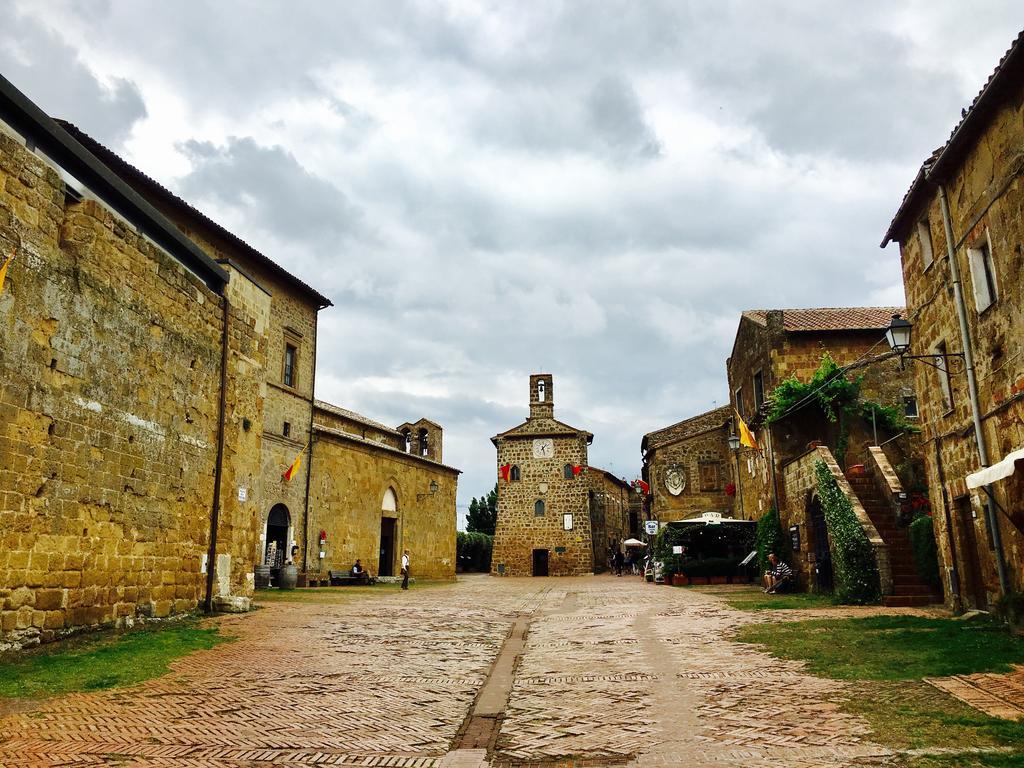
[5, 575, 1017, 768]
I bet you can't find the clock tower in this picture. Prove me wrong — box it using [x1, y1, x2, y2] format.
[491, 374, 594, 576]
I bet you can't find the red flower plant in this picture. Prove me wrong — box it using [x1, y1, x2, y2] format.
[725, 483, 737, 497]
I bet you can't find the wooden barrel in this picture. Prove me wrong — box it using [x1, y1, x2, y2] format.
[254, 564, 271, 589]
[278, 564, 298, 590]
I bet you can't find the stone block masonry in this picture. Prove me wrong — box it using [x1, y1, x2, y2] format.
[0, 130, 266, 649]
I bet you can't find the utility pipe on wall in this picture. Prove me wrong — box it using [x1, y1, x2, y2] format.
[936, 184, 1009, 596]
[204, 295, 231, 613]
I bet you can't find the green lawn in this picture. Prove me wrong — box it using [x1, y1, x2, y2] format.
[0, 621, 229, 699]
[723, 592, 838, 611]
[735, 614, 1024, 763]
[734, 615, 1023, 680]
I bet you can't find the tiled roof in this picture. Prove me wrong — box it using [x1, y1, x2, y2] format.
[741, 307, 903, 333]
[882, 28, 1024, 246]
[314, 400, 401, 436]
[54, 120, 332, 308]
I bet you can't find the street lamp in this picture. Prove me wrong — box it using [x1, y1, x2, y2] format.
[727, 432, 745, 517]
[416, 480, 440, 501]
[886, 314, 965, 372]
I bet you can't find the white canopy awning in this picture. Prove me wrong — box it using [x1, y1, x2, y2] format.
[966, 447, 1024, 489]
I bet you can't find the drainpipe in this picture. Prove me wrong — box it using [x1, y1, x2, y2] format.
[204, 295, 231, 613]
[936, 184, 1009, 596]
[300, 307, 321, 575]
[933, 436, 962, 612]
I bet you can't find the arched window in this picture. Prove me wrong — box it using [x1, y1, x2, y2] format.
[564, 463, 574, 479]
[402, 429, 411, 453]
[510, 465, 521, 482]
[418, 428, 429, 456]
[534, 499, 545, 516]
[382, 487, 398, 512]
[537, 379, 546, 402]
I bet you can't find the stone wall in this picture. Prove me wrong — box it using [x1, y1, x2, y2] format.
[0, 132, 265, 648]
[587, 469, 634, 568]
[492, 432, 592, 577]
[781, 446, 891, 595]
[643, 407, 735, 524]
[895, 76, 1024, 608]
[308, 421, 458, 581]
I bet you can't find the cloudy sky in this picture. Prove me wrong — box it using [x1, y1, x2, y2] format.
[2, 1, 1022, 525]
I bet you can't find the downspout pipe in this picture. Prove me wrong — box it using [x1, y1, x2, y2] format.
[936, 184, 1009, 596]
[301, 306, 322, 575]
[933, 436, 962, 612]
[204, 295, 231, 613]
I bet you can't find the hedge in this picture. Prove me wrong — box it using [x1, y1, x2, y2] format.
[755, 508, 788, 573]
[814, 459, 880, 604]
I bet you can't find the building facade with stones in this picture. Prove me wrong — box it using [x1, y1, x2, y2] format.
[641, 406, 735, 524]
[586, 468, 638, 570]
[491, 375, 595, 576]
[309, 402, 459, 581]
[0, 76, 269, 649]
[56, 122, 332, 589]
[0, 75, 459, 649]
[726, 308, 917, 523]
[881, 29, 1024, 609]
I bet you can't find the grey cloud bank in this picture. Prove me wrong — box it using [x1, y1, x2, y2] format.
[2, 0, 1022, 524]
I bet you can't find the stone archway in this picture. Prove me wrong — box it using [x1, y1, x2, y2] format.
[379, 487, 399, 577]
[264, 504, 291, 584]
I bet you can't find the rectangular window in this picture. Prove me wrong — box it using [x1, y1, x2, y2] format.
[753, 371, 765, 410]
[283, 421, 291, 437]
[935, 340, 953, 412]
[283, 343, 297, 388]
[903, 395, 918, 419]
[917, 219, 934, 269]
[967, 235, 997, 312]
[699, 462, 720, 492]
[735, 387, 745, 419]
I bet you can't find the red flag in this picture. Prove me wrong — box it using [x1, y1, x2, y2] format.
[499, 464, 511, 482]
[282, 440, 309, 482]
[572, 465, 585, 477]
[632, 479, 650, 495]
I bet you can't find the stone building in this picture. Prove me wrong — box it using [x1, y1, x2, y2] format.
[727, 307, 914, 521]
[0, 75, 458, 648]
[309, 402, 459, 581]
[641, 406, 735, 524]
[491, 375, 595, 576]
[0, 74, 268, 647]
[55, 121, 333, 592]
[881, 29, 1024, 609]
[725, 308, 932, 603]
[586, 468, 638, 570]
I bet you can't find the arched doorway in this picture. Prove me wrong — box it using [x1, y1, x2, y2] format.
[808, 494, 834, 593]
[380, 488, 398, 577]
[264, 504, 290, 584]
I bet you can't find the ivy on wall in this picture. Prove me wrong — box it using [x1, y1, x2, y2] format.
[755, 508, 789, 574]
[767, 353, 917, 467]
[814, 459, 881, 604]
[908, 514, 941, 590]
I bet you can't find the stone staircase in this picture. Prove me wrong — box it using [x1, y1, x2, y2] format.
[845, 471, 942, 607]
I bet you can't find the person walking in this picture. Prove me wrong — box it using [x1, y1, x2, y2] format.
[613, 548, 624, 577]
[401, 549, 410, 590]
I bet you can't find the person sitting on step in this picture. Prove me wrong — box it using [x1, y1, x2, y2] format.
[763, 553, 793, 593]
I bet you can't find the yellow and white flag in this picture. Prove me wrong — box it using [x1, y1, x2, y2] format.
[0, 253, 12, 294]
[735, 410, 759, 451]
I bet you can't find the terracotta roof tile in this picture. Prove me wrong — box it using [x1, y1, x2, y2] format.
[741, 306, 903, 333]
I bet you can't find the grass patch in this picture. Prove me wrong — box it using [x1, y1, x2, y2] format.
[0, 620, 228, 699]
[724, 592, 838, 611]
[734, 615, 1024, 680]
[900, 754, 1024, 768]
[845, 681, 1024, 752]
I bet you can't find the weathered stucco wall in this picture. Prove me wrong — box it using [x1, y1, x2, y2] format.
[0, 131, 266, 648]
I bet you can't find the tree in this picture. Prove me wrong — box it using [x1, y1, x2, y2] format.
[467, 483, 498, 535]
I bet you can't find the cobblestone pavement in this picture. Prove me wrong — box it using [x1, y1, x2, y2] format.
[0, 576, 944, 768]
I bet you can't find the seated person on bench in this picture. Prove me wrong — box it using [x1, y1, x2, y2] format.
[350, 559, 372, 584]
[763, 553, 793, 593]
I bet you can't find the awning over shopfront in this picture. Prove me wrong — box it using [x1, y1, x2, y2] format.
[966, 447, 1024, 489]
[673, 511, 756, 526]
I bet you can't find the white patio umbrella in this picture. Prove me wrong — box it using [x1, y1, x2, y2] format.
[622, 538, 646, 547]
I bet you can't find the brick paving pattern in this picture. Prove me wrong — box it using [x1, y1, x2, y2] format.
[925, 665, 1024, 721]
[0, 576, 1005, 768]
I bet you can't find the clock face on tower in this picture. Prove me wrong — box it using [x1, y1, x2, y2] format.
[532, 438, 554, 458]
